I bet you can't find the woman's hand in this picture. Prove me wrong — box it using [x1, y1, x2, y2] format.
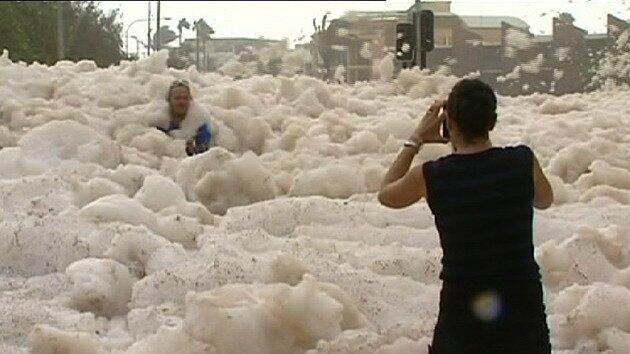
[410, 99, 449, 144]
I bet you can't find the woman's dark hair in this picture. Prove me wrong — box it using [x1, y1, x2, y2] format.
[446, 79, 497, 142]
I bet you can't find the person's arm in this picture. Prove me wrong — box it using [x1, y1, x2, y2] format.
[378, 154, 426, 208]
[378, 100, 448, 209]
[532, 154, 554, 209]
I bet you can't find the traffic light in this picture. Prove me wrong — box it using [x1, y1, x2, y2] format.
[396, 23, 415, 61]
[420, 10, 435, 52]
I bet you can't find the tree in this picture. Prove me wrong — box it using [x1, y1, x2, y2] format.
[0, 1, 125, 67]
[311, 12, 333, 81]
[167, 48, 190, 70]
[65, 1, 125, 66]
[193, 19, 214, 71]
[0, 1, 61, 65]
[177, 18, 190, 46]
[266, 57, 282, 76]
[153, 25, 177, 49]
[558, 12, 575, 25]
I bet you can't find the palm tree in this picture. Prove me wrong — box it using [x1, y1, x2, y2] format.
[312, 12, 332, 80]
[177, 18, 190, 47]
[193, 19, 214, 71]
[322, 12, 329, 32]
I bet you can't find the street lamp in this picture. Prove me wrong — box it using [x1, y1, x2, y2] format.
[130, 35, 142, 58]
[126, 16, 172, 56]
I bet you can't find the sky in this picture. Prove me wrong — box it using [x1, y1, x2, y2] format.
[99, 0, 630, 55]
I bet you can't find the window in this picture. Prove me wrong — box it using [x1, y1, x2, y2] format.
[436, 27, 453, 46]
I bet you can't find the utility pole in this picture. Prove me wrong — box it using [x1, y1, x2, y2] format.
[411, 0, 432, 69]
[395, 1, 433, 71]
[156, 1, 161, 51]
[147, 1, 151, 56]
[420, 44, 427, 69]
[195, 22, 200, 70]
[203, 38, 207, 71]
[414, 0, 421, 68]
[57, 2, 65, 61]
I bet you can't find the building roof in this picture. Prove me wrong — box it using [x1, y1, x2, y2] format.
[461, 16, 529, 30]
[182, 37, 284, 46]
[584, 33, 609, 40]
[208, 37, 284, 42]
[338, 11, 530, 31]
[340, 10, 455, 22]
[340, 11, 409, 22]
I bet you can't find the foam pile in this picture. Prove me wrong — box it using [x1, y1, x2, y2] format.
[0, 49, 629, 353]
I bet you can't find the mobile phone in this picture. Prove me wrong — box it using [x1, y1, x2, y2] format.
[441, 120, 449, 140]
[440, 104, 449, 140]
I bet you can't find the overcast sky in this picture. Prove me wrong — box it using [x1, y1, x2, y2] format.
[100, 0, 629, 54]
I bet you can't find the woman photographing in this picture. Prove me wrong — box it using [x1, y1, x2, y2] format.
[379, 79, 554, 354]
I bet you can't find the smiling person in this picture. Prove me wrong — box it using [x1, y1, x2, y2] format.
[378, 79, 554, 354]
[157, 79, 214, 156]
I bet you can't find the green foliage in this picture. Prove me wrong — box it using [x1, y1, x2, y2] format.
[193, 19, 213, 39]
[266, 57, 282, 76]
[0, 1, 125, 67]
[154, 25, 177, 48]
[311, 14, 333, 81]
[167, 48, 191, 70]
[558, 12, 576, 25]
[0, 1, 58, 65]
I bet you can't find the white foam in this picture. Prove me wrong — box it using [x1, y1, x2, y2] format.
[134, 174, 187, 212]
[0, 50, 628, 353]
[18, 120, 121, 168]
[30, 325, 103, 354]
[65, 258, 133, 318]
[180, 275, 369, 353]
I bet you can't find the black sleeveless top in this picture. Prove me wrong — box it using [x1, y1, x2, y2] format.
[422, 145, 540, 282]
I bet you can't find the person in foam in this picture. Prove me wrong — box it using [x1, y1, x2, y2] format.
[158, 79, 213, 156]
[378, 79, 554, 354]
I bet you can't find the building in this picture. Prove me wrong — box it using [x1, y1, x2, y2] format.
[462, 16, 529, 44]
[316, 1, 536, 83]
[204, 37, 287, 55]
[181, 37, 287, 72]
[311, 1, 628, 95]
